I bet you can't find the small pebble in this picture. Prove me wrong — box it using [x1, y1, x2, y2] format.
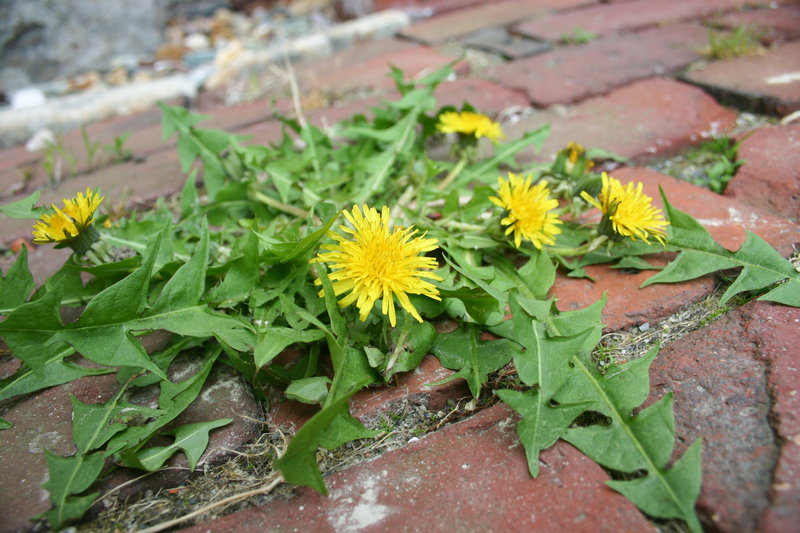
[638, 322, 650, 332]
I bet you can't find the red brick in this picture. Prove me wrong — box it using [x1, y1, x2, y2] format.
[681, 40, 800, 116]
[434, 76, 531, 112]
[400, 0, 593, 44]
[488, 23, 709, 107]
[190, 404, 655, 533]
[513, 0, 759, 42]
[647, 304, 778, 532]
[299, 45, 469, 93]
[503, 78, 738, 165]
[740, 302, 800, 533]
[551, 168, 800, 331]
[369, 0, 495, 16]
[724, 122, 800, 222]
[716, 3, 800, 45]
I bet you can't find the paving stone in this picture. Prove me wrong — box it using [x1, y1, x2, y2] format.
[369, 0, 495, 16]
[647, 306, 776, 532]
[0, 352, 262, 533]
[739, 302, 800, 532]
[503, 78, 738, 165]
[460, 27, 551, 59]
[487, 23, 709, 107]
[681, 40, 800, 116]
[716, 3, 800, 44]
[646, 299, 800, 532]
[189, 403, 656, 533]
[434, 76, 531, 112]
[400, 0, 592, 44]
[513, 0, 757, 42]
[550, 167, 800, 331]
[724, 122, 800, 222]
[298, 45, 468, 94]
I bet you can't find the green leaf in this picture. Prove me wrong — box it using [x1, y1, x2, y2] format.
[254, 327, 325, 369]
[430, 325, 520, 397]
[0, 190, 45, 219]
[319, 403, 379, 450]
[285, 376, 331, 405]
[152, 220, 209, 313]
[180, 169, 199, 220]
[206, 230, 259, 307]
[274, 381, 368, 494]
[41, 451, 103, 528]
[0, 417, 11, 430]
[269, 212, 339, 263]
[555, 345, 703, 533]
[0, 245, 35, 312]
[643, 188, 800, 307]
[130, 418, 232, 471]
[517, 248, 555, 300]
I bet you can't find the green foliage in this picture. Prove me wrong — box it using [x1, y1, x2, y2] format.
[556, 345, 703, 532]
[559, 26, 597, 45]
[643, 188, 800, 306]
[704, 24, 765, 59]
[2, 63, 798, 531]
[102, 131, 134, 163]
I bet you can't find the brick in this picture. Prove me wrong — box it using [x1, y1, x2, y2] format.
[647, 304, 778, 532]
[487, 23, 709, 107]
[513, 0, 758, 42]
[189, 404, 656, 533]
[550, 167, 800, 331]
[400, 0, 593, 44]
[681, 40, 800, 117]
[298, 45, 469, 93]
[724, 122, 800, 222]
[502, 78, 738, 165]
[716, 3, 800, 45]
[434, 76, 531, 112]
[0, 355, 262, 533]
[740, 302, 800, 532]
[460, 27, 551, 59]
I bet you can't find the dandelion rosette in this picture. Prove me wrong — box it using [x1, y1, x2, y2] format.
[489, 172, 562, 249]
[437, 110, 504, 143]
[580, 172, 669, 244]
[32, 188, 104, 253]
[313, 205, 442, 327]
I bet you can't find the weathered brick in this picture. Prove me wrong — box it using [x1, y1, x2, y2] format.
[400, 0, 593, 44]
[724, 122, 800, 222]
[487, 23, 709, 107]
[716, 3, 800, 44]
[681, 40, 800, 116]
[502, 78, 738, 165]
[461, 27, 551, 59]
[434, 76, 531, 112]
[513, 0, 760, 42]
[189, 404, 656, 533]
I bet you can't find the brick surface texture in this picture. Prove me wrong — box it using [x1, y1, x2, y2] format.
[3, 0, 800, 531]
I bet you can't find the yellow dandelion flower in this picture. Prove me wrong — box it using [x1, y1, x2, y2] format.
[580, 172, 669, 244]
[313, 205, 443, 327]
[489, 172, 562, 249]
[32, 188, 104, 246]
[437, 111, 504, 143]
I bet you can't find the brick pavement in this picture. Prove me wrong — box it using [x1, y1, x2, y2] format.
[1, 0, 799, 532]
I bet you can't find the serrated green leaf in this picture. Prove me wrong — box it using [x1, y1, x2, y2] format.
[556, 345, 703, 532]
[517, 248, 555, 299]
[0, 190, 45, 219]
[0, 245, 35, 311]
[269, 212, 338, 263]
[643, 188, 800, 307]
[319, 403, 380, 450]
[206, 230, 259, 307]
[180, 169, 199, 220]
[0, 417, 11, 430]
[430, 325, 520, 397]
[130, 418, 232, 471]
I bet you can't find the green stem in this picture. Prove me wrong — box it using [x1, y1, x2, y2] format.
[250, 190, 309, 219]
[437, 154, 468, 191]
[384, 314, 412, 376]
[547, 235, 608, 257]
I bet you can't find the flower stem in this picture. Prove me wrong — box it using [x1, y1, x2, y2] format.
[547, 235, 608, 256]
[251, 189, 309, 219]
[437, 155, 468, 191]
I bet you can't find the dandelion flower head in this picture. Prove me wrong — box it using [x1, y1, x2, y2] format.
[313, 205, 442, 327]
[580, 172, 669, 244]
[32, 188, 104, 244]
[489, 173, 562, 249]
[437, 111, 504, 143]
